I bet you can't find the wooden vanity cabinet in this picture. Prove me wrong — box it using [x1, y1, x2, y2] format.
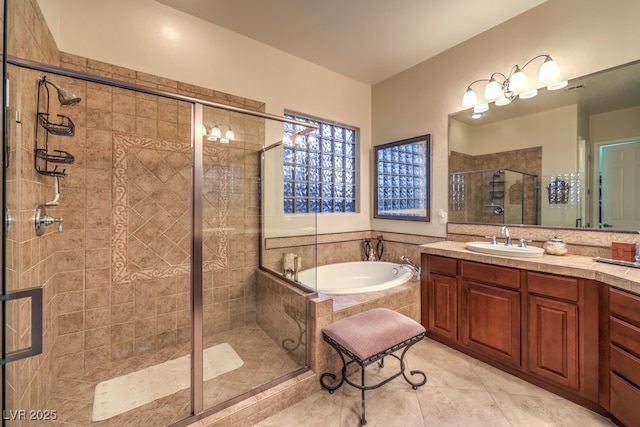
[422, 255, 458, 342]
[526, 272, 579, 390]
[460, 261, 521, 367]
[421, 254, 600, 408]
[608, 288, 640, 427]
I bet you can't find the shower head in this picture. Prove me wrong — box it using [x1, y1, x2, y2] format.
[40, 75, 82, 107]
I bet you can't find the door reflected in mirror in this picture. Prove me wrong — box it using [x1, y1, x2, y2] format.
[375, 134, 430, 221]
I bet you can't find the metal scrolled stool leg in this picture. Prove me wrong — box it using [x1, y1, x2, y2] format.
[320, 308, 427, 425]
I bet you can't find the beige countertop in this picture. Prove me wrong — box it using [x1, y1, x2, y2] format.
[420, 241, 640, 296]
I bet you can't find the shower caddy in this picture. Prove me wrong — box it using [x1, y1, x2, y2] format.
[33, 75, 78, 236]
[34, 74, 75, 177]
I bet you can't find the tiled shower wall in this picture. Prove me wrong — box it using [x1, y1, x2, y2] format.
[50, 52, 266, 375]
[449, 147, 542, 225]
[6, 0, 267, 412]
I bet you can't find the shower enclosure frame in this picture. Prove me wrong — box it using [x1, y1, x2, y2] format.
[2, 55, 317, 425]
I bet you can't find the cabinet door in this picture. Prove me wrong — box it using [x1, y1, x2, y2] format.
[528, 295, 578, 390]
[428, 273, 457, 341]
[462, 280, 520, 366]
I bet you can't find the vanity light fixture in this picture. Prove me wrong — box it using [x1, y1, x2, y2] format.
[461, 54, 568, 113]
[203, 124, 234, 143]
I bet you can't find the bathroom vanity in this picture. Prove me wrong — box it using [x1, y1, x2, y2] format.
[420, 241, 640, 426]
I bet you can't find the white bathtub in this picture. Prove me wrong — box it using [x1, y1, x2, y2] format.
[298, 261, 413, 295]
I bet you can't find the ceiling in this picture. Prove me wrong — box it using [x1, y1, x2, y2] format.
[154, 0, 548, 85]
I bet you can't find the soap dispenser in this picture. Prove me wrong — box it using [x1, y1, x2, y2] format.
[543, 235, 568, 256]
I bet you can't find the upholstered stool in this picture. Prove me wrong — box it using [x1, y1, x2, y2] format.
[320, 308, 427, 425]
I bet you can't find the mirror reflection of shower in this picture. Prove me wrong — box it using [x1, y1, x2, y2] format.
[449, 168, 539, 225]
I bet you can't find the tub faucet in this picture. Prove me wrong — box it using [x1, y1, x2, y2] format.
[400, 255, 421, 281]
[500, 225, 512, 246]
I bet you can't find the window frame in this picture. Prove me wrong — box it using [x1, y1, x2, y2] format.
[374, 134, 431, 222]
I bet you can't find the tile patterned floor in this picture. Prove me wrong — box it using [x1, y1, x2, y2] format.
[254, 338, 616, 427]
[39, 323, 301, 426]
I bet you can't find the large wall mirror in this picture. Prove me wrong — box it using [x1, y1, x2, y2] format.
[448, 59, 640, 232]
[375, 134, 431, 221]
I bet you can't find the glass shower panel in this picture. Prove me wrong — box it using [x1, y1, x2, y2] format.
[200, 105, 315, 410]
[261, 122, 317, 291]
[3, 59, 195, 423]
[3, 62, 26, 426]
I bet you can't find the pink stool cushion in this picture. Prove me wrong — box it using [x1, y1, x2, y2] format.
[323, 308, 425, 361]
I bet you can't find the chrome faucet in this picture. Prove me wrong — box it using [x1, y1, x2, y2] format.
[400, 255, 421, 280]
[500, 225, 512, 246]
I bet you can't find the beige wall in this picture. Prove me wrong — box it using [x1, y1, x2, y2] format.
[37, 0, 373, 235]
[450, 105, 578, 176]
[32, 0, 640, 237]
[590, 105, 640, 144]
[373, 0, 640, 237]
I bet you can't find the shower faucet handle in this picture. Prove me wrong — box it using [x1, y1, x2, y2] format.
[34, 205, 64, 236]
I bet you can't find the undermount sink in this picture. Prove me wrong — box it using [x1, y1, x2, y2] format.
[465, 241, 544, 258]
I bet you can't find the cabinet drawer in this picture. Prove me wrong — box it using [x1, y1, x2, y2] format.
[428, 255, 457, 276]
[461, 261, 520, 290]
[610, 372, 640, 427]
[610, 288, 640, 327]
[611, 345, 640, 389]
[610, 316, 640, 357]
[527, 272, 578, 302]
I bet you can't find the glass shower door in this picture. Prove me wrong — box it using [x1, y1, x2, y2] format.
[2, 60, 45, 427]
[2, 59, 196, 424]
[198, 105, 316, 411]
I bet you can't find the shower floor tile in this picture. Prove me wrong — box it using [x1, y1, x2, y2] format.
[41, 323, 301, 426]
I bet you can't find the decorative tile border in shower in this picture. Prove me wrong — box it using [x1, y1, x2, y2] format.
[112, 132, 228, 283]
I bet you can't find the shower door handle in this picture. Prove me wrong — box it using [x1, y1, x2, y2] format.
[1, 287, 43, 364]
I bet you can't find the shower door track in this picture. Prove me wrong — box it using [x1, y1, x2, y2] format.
[5, 55, 317, 425]
[6, 56, 316, 125]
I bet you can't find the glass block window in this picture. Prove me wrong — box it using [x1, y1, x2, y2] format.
[374, 135, 430, 221]
[283, 112, 358, 214]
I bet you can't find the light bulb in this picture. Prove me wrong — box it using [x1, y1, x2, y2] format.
[462, 88, 478, 109]
[538, 57, 561, 83]
[471, 113, 483, 119]
[225, 128, 235, 141]
[508, 68, 528, 93]
[547, 80, 568, 90]
[210, 125, 222, 139]
[519, 89, 538, 99]
[495, 96, 512, 106]
[484, 79, 502, 101]
[219, 138, 230, 144]
[473, 103, 489, 113]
